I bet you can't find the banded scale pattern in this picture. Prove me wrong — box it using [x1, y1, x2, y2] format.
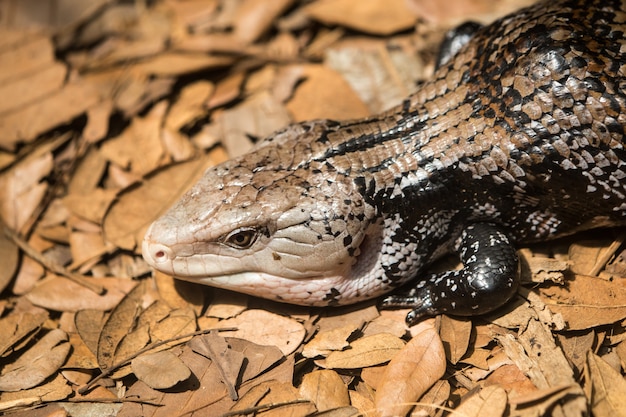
[143, 0, 626, 323]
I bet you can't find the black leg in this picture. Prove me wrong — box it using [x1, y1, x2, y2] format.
[381, 223, 519, 325]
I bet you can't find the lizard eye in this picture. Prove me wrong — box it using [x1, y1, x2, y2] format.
[223, 228, 258, 249]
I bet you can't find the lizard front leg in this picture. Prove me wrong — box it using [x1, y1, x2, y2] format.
[382, 223, 520, 325]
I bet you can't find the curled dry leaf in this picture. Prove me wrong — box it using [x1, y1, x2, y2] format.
[323, 333, 405, 369]
[131, 350, 191, 390]
[0, 329, 70, 392]
[375, 324, 446, 417]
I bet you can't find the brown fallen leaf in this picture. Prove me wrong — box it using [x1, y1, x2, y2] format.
[286, 64, 371, 122]
[0, 152, 52, 230]
[569, 238, 615, 276]
[302, 324, 358, 358]
[0, 328, 70, 392]
[229, 380, 316, 417]
[97, 280, 156, 370]
[453, 385, 507, 417]
[74, 309, 106, 357]
[190, 332, 245, 400]
[0, 34, 55, 83]
[0, 373, 72, 406]
[0, 311, 48, 358]
[299, 370, 350, 412]
[305, 0, 417, 35]
[232, 0, 294, 44]
[439, 315, 471, 364]
[0, 62, 66, 115]
[0, 80, 101, 150]
[25, 275, 136, 312]
[132, 350, 191, 390]
[410, 379, 451, 417]
[100, 101, 167, 177]
[212, 91, 292, 158]
[0, 224, 19, 294]
[227, 338, 285, 384]
[117, 345, 230, 417]
[585, 352, 626, 417]
[63, 188, 118, 225]
[375, 323, 446, 417]
[323, 333, 405, 369]
[538, 274, 626, 330]
[216, 309, 306, 356]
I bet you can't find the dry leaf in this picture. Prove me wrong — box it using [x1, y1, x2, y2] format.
[63, 188, 117, 224]
[0, 373, 72, 405]
[118, 346, 230, 417]
[323, 333, 405, 369]
[305, 0, 417, 35]
[0, 311, 47, 357]
[538, 274, 626, 330]
[100, 101, 167, 176]
[0, 34, 55, 83]
[213, 91, 292, 158]
[299, 370, 350, 412]
[286, 64, 370, 121]
[0, 329, 70, 391]
[25, 275, 136, 312]
[132, 350, 191, 389]
[74, 309, 106, 357]
[0, 225, 19, 294]
[0, 62, 66, 115]
[325, 43, 422, 113]
[569, 239, 614, 275]
[165, 81, 214, 131]
[302, 324, 358, 358]
[586, 352, 626, 417]
[216, 309, 306, 356]
[453, 385, 507, 417]
[439, 315, 471, 364]
[410, 379, 451, 417]
[0, 80, 101, 150]
[227, 338, 285, 383]
[232, 0, 294, 43]
[97, 280, 156, 370]
[0, 152, 52, 230]
[190, 332, 245, 400]
[375, 323, 446, 417]
[230, 380, 315, 417]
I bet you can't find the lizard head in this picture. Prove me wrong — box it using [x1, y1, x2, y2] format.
[143, 122, 383, 306]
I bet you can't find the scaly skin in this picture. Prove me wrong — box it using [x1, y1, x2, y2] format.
[143, 0, 626, 323]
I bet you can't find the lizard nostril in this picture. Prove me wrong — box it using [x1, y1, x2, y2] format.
[155, 250, 166, 259]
